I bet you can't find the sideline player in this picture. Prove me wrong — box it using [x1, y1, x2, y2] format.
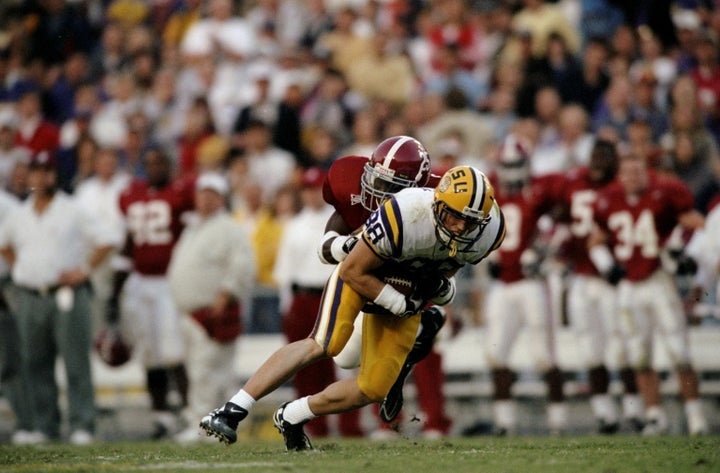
[112, 147, 195, 438]
[588, 153, 708, 435]
[319, 135, 451, 436]
[483, 134, 567, 435]
[556, 140, 644, 433]
[200, 165, 505, 450]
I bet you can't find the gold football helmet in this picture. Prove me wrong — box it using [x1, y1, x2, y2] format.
[433, 165, 495, 256]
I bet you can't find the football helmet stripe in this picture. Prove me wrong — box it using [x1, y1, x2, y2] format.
[490, 202, 506, 252]
[381, 135, 413, 169]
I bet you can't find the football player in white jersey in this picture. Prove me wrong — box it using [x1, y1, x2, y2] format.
[200, 165, 505, 450]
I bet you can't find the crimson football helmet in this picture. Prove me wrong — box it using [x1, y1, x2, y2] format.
[497, 133, 531, 191]
[360, 135, 431, 211]
[94, 325, 132, 367]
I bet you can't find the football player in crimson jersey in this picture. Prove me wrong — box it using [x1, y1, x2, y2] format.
[589, 152, 708, 435]
[556, 140, 644, 433]
[319, 136, 452, 438]
[484, 134, 568, 435]
[111, 147, 195, 438]
[200, 165, 504, 450]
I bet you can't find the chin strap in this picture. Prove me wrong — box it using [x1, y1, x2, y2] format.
[448, 240, 457, 257]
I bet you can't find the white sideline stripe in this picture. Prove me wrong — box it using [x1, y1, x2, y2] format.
[136, 462, 292, 470]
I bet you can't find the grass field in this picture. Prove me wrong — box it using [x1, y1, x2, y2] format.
[1, 435, 718, 473]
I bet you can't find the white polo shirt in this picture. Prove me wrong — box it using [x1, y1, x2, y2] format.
[0, 191, 122, 289]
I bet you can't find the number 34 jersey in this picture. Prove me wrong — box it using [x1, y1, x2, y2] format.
[361, 187, 505, 279]
[592, 172, 694, 282]
[119, 178, 195, 275]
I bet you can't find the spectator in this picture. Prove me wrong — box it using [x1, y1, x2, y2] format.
[316, 7, 373, 78]
[424, 43, 488, 110]
[242, 119, 297, 205]
[672, 8, 703, 74]
[162, 0, 203, 50]
[45, 52, 91, 124]
[689, 31, 720, 141]
[591, 75, 633, 141]
[512, 0, 581, 59]
[347, 32, 416, 107]
[177, 97, 216, 178]
[630, 29, 677, 113]
[0, 107, 30, 190]
[168, 171, 255, 443]
[301, 68, 354, 148]
[665, 130, 720, 214]
[0, 151, 120, 444]
[564, 35, 610, 115]
[339, 109, 380, 158]
[13, 90, 60, 155]
[88, 22, 126, 83]
[628, 70, 669, 140]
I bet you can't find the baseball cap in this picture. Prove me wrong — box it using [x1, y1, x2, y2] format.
[28, 150, 58, 170]
[300, 166, 326, 189]
[196, 172, 229, 196]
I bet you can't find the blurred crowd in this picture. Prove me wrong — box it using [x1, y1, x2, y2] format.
[0, 0, 719, 444]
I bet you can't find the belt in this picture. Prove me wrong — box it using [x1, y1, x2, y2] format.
[17, 284, 62, 297]
[17, 281, 90, 297]
[291, 283, 325, 296]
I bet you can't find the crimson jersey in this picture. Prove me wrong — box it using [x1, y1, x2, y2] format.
[491, 174, 560, 283]
[557, 167, 608, 276]
[593, 172, 694, 281]
[323, 155, 440, 230]
[119, 177, 195, 275]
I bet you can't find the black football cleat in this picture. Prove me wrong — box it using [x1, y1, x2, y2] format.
[379, 307, 447, 422]
[199, 402, 247, 445]
[274, 402, 313, 452]
[597, 419, 620, 435]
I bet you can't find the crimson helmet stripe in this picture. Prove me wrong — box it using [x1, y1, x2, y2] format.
[380, 136, 414, 169]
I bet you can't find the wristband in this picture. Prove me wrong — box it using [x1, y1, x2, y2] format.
[373, 284, 407, 315]
[330, 234, 353, 263]
[318, 231, 344, 264]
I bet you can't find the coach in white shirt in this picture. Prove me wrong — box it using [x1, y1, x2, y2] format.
[74, 146, 130, 333]
[168, 171, 256, 442]
[0, 152, 121, 444]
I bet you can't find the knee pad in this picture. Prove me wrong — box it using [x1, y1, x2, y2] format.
[324, 321, 356, 358]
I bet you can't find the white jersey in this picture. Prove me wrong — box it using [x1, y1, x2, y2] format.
[361, 187, 504, 278]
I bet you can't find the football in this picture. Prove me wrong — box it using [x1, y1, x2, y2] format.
[381, 274, 416, 296]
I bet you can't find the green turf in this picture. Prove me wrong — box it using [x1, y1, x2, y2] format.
[1, 436, 718, 473]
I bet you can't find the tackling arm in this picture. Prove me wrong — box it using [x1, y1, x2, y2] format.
[318, 211, 359, 265]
